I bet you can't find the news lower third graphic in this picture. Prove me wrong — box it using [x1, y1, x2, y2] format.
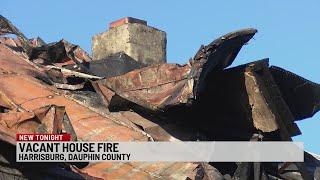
[16, 134, 130, 162]
[16, 134, 304, 162]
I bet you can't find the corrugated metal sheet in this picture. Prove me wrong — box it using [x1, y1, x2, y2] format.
[0, 105, 70, 145]
[93, 29, 257, 112]
[0, 42, 148, 142]
[1, 15, 319, 179]
[0, 38, 199, 179]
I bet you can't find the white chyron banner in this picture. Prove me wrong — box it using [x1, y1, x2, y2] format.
[16, 141, 304, 162]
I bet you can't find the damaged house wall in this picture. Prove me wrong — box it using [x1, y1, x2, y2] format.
[1, 15, 320, 179]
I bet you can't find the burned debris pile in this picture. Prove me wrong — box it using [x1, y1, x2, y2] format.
[0, 15, 320, 179]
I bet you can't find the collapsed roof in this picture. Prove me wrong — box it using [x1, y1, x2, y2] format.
[0, 15, 319, 179]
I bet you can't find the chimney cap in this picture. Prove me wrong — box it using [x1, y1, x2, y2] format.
[109, 17, 147, 29]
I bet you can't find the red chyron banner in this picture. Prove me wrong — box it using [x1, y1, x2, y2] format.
[16, 134, 71, 141]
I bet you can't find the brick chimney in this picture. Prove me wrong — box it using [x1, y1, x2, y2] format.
[92, 17, 167, 65]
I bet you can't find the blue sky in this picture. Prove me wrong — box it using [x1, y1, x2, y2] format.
[2, 1, 319, 153]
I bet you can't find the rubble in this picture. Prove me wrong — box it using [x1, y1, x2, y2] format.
[0, 15, 319, 179]
[93, 28, 257, 111]
[0, 105, 76, 145]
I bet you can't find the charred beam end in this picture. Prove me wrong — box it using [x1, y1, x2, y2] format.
[191, 28, 257, 97]
[194, 28, 258, 69]
[244, 60, 302, 137]
[247, 63, 313, 179]
[206, 59, 301, 137]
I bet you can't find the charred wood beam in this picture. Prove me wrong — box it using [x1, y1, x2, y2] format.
[191, 28, 257, 96]
[191, 59, 299, 139]
[244, 61, 313, 180]
[218, 59, 301, 137]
